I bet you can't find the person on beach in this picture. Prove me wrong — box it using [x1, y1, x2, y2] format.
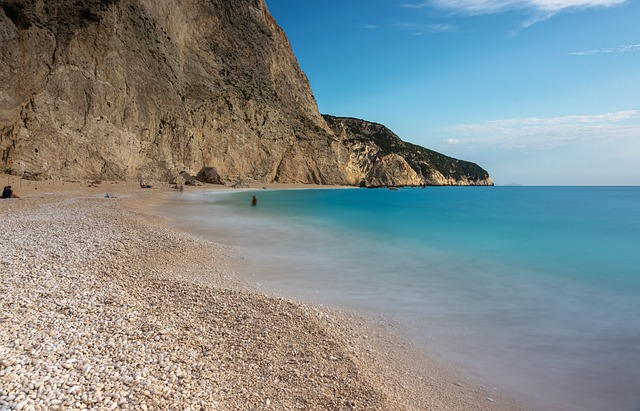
[2, 186, 19, 199]
[251, 195, 257, 206]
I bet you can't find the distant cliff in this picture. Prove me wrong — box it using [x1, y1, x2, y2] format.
[0, 0, 492, 187]
[324, 115, 494, 187]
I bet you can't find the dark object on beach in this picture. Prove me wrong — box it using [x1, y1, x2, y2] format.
[251, 195, 257, 206]
[196, 166, 223, 185]
[2, 186, 19, 199]
[179, 172, 202, 186]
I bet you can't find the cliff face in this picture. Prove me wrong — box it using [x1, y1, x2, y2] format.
[0, 0, 492, 186]
[324, 115, 494, 187]
[0, 0, 349, 183]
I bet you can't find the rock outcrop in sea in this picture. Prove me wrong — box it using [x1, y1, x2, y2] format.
[0, 0, 493, 186]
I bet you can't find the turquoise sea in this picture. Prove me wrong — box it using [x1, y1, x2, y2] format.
[160, 186, 640, 411]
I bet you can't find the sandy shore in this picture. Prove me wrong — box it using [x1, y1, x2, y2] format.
[1, 175, 527, 410]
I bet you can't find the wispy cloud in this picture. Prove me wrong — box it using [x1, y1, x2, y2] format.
[402, 1, 431, 9]
[428, 23, 456, 32]
[442, 110, 640, 149]
[402, 0, 628, 30]
[403, 0, 627, 14]
[569, 44, 640, 56]
[359, 24, 379, 30]
[396, 21, 456, 35]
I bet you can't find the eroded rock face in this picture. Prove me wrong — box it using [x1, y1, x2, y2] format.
[0, 0, 350, 184]
[0, 0, 492, 187]
[366, 154, 423, 187]
[324, 115, 494, 187]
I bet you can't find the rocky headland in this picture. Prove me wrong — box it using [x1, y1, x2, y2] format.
[324, 115, 493, 187]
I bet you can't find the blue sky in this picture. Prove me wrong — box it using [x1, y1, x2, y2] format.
[265, 0, 639, 185]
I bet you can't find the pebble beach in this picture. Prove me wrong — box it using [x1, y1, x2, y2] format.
[0, 177, 526, 411]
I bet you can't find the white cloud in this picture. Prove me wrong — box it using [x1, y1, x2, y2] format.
[402, 0, 627, 30]
[530, 0, 626, 12]
[435, 110, 640, 184]
[403, 0, 627, 14]
[428, 23, 456, 32]
[569, 44, 640, 56]
[442, 110, 640, 150]
[395, 21, 456, 35]
[401, 1, 430, 9]
[360, 24, 379, 29]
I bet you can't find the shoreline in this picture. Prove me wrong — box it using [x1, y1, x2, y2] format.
[1, 175, 527, 410]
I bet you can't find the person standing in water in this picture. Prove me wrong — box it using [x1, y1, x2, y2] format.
[251, 195, 257, 206]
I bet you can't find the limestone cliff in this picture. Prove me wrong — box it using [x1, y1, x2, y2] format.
[324, 115, 494, 187]
[0, 0, 349, 183]
[0, 0, 492, 186]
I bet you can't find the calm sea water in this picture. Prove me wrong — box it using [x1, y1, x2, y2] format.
[159, 186, 640, 411]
